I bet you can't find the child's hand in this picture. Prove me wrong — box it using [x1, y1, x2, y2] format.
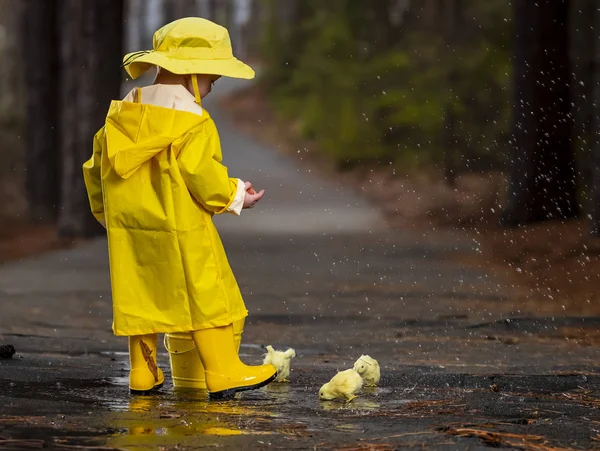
[244, 181, 256, 195]
[243, 181, 264, 209]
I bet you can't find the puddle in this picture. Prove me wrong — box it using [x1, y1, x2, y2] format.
[320, 398, 381, 412]
[335, 423, 363, 431]
[97, 392, 279, 449]
[95, 372, 394, 448]
[5, 352, 597, 450]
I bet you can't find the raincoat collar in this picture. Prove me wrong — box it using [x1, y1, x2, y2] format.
[104, 86, 208, 179]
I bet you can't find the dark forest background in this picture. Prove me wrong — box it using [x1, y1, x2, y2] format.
[0, 0, 598, 238]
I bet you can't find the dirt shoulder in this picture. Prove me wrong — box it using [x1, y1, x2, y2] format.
[0, 221, 73, 264]
[219, 85, 600, 317]
[468, 219, 600, 316]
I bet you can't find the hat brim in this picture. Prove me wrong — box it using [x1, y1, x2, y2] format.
[124, 51, 255, 80]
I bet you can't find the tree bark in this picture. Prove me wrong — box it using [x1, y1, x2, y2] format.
[501, 0, 578, 226]
[144, 0, 163, 49]
[57, 0, 85, 237]
[207, 0, 217, 21]
[245, 0, 262, 58]
[571, 0, 595, 154]
[22, 0, 60, 223]
[164, 0, 196, 22]
[95, 0, 125, 119]
[126, 0, 142, 52]
[57, 0, 123, 237]
[442, 0, 463, 187]
[590, 1, 600, 234]
[163, 0, 175, 23]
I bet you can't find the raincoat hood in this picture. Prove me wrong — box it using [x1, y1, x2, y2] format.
[105, 98, 207, 179]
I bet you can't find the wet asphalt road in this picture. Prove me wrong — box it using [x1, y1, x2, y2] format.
[1, 79, 600, 450]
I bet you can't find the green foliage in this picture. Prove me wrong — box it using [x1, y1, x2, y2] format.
[259, 0, 513, 172]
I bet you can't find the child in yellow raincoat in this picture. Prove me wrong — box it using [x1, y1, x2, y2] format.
[82, 17, 276, 398]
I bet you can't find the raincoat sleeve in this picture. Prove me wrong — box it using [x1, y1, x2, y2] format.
[82, 128, 106, 224]
[228, 179, 245, 215]
[177, 121, 239, 214]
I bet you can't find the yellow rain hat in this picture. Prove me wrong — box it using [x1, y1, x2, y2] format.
[122, 17, 254, 80]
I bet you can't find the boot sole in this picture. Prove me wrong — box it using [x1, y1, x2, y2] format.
[130, 381, 164, 395]
[209, 373, 277, 400]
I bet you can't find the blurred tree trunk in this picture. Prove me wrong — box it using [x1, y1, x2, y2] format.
[501, 0, 578, 226]
[22, 0, 60, 223]
[1, 0, 24, 121]
[208, 0, 217, 20]
[262, 0, 307, 86]
[217, 0, 234, 30]
[590, 2, 600, 235]
[246, 0, 262, 58]
[442, 0, 463, 187]
[164, 0, 196, 22]
[571, 0, 595, 152]
[163, 0, 175, 22]
[126, 0, 142, 52]
[57, 0, 124, 237]
[144, 0, 163, 48]
[198, 0, 213, 19]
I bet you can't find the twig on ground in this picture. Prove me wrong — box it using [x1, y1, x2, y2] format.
[441, 427, 581, 451]
[0, 435, 45, 449]
[360, 431, 437, 442]
[53, 445, 125, 450]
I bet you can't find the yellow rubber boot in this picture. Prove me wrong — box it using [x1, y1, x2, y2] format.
[191, 324, 276, 399]
[166, 318, 246, 390]
[233, 318, 245, 353]
[165, 332, 205, 389]
[129, 334, 165, 394]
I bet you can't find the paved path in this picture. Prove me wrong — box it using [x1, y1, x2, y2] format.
[1, 80, 599, 450]
[208, 77, 384, 235]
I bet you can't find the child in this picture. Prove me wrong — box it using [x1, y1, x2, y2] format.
[82, 17, 277, 399]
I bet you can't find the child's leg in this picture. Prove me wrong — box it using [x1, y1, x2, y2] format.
[166, 318, 246, 390]
[191, 323, 276, 399]
[129, 334, 165, 394]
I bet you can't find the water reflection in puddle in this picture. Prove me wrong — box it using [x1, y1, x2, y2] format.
[104, 391, 275, 449]
[100, 368, 403, 448]
[319, 398, 381, 412]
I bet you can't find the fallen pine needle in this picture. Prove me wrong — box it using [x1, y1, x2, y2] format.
[54, 446, 125, 450]
[338, 446, 394, 451]
[446, 428, 543, 441]
[0, 435, 45, 449]
[361, 431, 437, 442]
[442, 428, 583, 451]
[522, 407, 564, 415]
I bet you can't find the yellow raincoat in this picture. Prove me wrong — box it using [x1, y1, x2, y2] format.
[83, 89, 247, 336]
